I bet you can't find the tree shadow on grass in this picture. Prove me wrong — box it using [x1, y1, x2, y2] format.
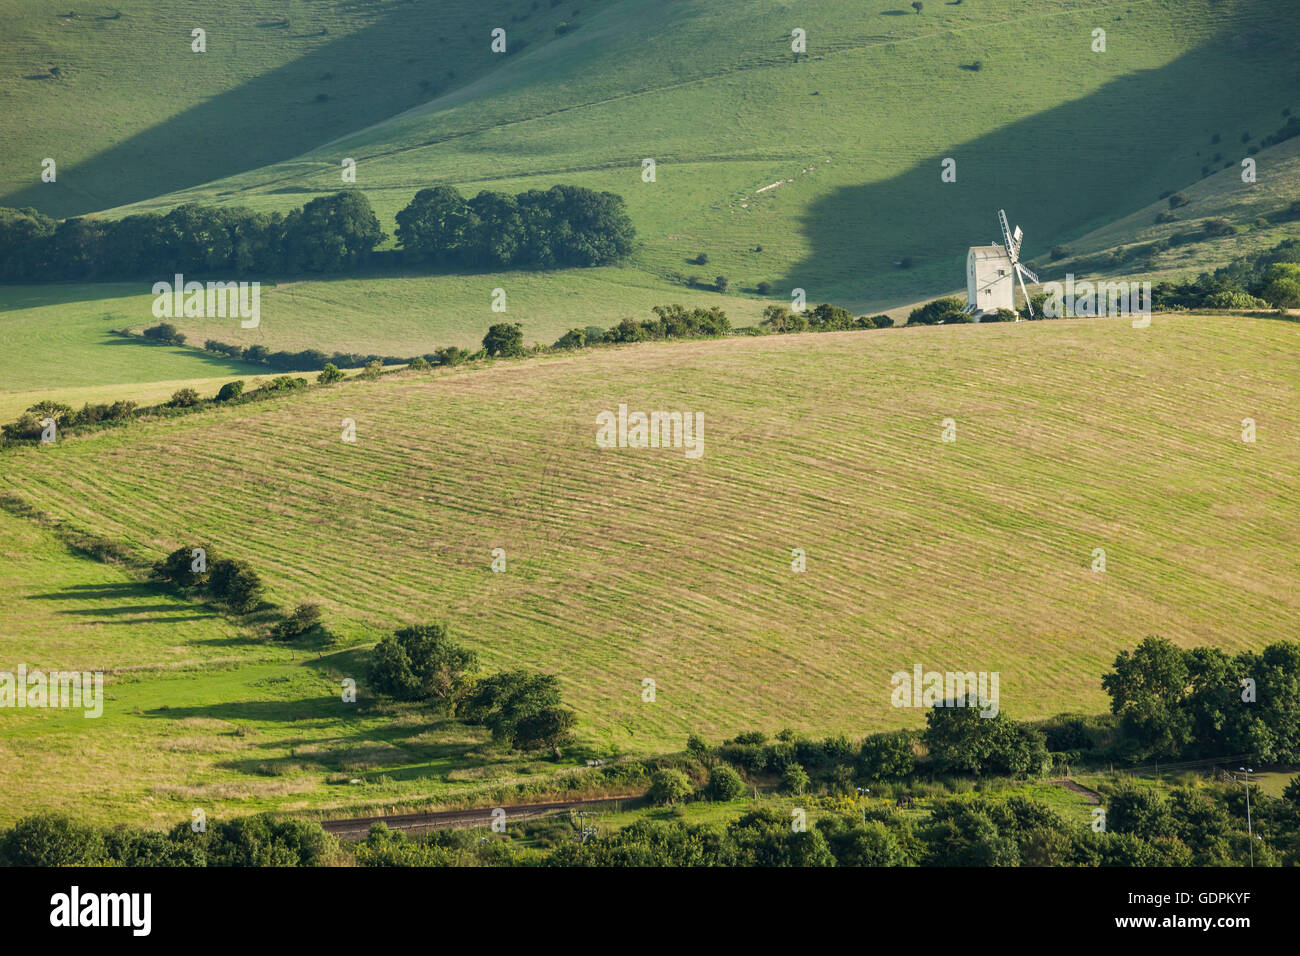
[27, 582, 162, 601]
[144, 693, 497, 782]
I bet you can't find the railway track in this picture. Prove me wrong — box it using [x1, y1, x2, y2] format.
[318, 794, 638, 840]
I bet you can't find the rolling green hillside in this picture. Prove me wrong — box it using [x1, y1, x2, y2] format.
[5, 0, 1297, 408]
[104, 0, 1300, 309]
[0, 0, 563, 217]
[3, 316, 1297, 763]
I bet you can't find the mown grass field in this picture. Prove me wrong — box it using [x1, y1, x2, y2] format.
[2, 0, 1298, 834]
[3, 316, 1297, 796]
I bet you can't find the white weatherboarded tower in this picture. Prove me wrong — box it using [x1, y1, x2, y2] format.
[966, 210, 1038, 318]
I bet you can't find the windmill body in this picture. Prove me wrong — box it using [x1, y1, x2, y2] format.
[965, 209, 1039, 319]
[966, 245, 1016, 314]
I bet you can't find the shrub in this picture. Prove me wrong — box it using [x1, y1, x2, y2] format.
[261, 375, 307, 392]
[907, 296, 967, 325]
[647, 768, 693, 805]
[317, 363, 345, 384]
[512, 706, 577, 755]
[923, 705, 1049, 778]
[215, 380, 244, 402]
[406, 356, 431, 370]
[982, 308, 1018, 323]
[1049, 245, 1070, 260]
[152, 545, 211, 589]
[1204, 290, 1269, 309]
[756, 281, 772, 295]
[369, 623, 480, 711]
[685, 733, 710, 760]
[708, 764, 746, 801]
[483, 322, 525, 358]
[207, 558, 264, 612]
[693, 252, 709, 265]
[553, 328, 586, 350]
[270, 604, 323, 641]
[360, 360, 383, 380]
[858, 731, 915, 780]
[143, 322, 184, 345]
[781, 764, 811, 795]
[760, 304, 807, 333]
[1168, 192, 1190, 209]
[714, 275, 729, 293]
[808, 303, 854, 331]
[0, 813, 105, 866]
[1259, 263, 1300, 308]
[168, 387, 200, 408]
[1155, 210, 1178, 223]
[462, 669, 571, 747]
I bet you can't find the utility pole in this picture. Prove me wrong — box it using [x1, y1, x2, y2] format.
[1235, 767, 1255, 867]
[856, 787, 869, 826]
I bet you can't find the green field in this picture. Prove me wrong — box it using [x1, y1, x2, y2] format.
[5, 0, 1297, 415]
[2, 314, 1297, 827]
[0, 0, 549, 217]
[0, 505, 614, 828]
[2, 0, 1299, 836]
[110, 0, 1300, 305]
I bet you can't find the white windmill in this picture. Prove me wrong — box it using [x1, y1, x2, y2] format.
[965, 209, 1039, 318]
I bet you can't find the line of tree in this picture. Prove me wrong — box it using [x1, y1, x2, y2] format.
[0, 191, 384, 280]
[1, 398, 137, 441]
[1102, 636, 1300, 763]
[0, 369, 316, 444]
[1151, 236, 1300, 310]
[395, 183, 635, 269]
[679, 638, 1300, 798]
[0, 183, 635, 282]
[152, 543, 329, 644]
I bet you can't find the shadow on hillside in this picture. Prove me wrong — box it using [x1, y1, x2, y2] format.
[778, 2, 1300, 304]
[1, 3, 535, 217]
[27, 582, 159, 601]
[141, 699, 341, 725]
[0, 283, 146, 311]
[26, 581, 228, 625]
[141, 693, 494, 780]
[98, 335, 268, 373]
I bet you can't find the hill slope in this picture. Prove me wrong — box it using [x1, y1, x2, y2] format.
[3, 316, 1297, 752]
[6, 0, 1298, 411]
[0, 0, 557, 216]
[102, 0, 1300, 311]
